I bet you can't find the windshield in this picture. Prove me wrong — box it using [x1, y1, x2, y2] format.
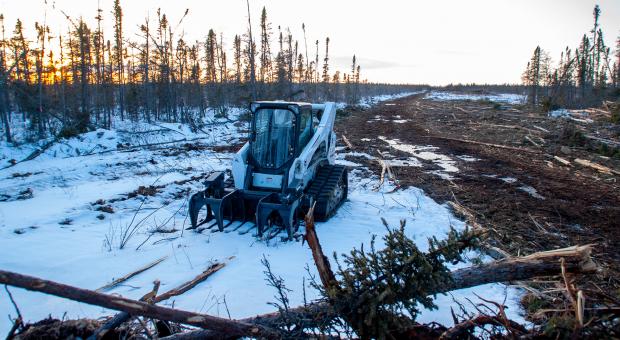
[251, 108, 296, 169]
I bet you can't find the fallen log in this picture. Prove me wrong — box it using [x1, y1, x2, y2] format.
[574, 158, 620, 176]
[448, 201, 484, 231]
[154, 262, 226, 302]
[160, 329, 220, 339]
[447, 245, 596, 292]
[553, 155, 572, 166]
[240, 245, 597, 329]
[429, 135, 540, 153]
[96, 256, 167, 292]
[341, 134, 354, 149]
[89, 281, 161, 340]
[0, 243, 597, 339]
[455, 106, 472, 114]
[2, 138, 58, 170]
[0, 269, 278, 339]
[439, 314, 527, 339]
[90, 261, 226, 339]
[304, 205, 339, 293]
[525, 135, 541, 147]
[584, 134, 620, 147]
[79, 136, 212, 157]
[468, 122, 542, 134]
[532, 307, 620, 320]
[533, 125, 550, 133]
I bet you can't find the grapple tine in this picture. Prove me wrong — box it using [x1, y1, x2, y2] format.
[256, 193, 275, 237]
[265, 226, 283, 241]
[188, 191, 207, 229]
[204, 189, 238, 232]
[256, 192, 300, 239]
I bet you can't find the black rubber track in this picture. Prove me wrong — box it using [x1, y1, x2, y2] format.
[305, 165, 348, 221]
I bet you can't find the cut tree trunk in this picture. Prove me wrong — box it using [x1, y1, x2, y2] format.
[89, 261, 226, 339]
[446, 245, 596, 293]
[0, 269, 278, 339]
[96, 256, 167, 292]
[0, 243, 597, 338]
[241, 245, 597, 329]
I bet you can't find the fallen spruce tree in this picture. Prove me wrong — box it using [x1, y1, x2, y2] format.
[1, 211, 602, 339]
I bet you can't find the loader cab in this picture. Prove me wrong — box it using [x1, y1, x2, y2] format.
[248, 102, 314, 190]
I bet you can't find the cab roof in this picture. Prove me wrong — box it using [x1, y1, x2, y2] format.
[252, 101, 313, 107]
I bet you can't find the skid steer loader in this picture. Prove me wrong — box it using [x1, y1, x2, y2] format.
[188, 101, 348, 239]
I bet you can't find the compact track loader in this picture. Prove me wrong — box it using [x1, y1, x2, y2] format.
[188, 101, 348, 239]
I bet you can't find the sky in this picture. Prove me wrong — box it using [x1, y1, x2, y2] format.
[0, 0, 619, 85]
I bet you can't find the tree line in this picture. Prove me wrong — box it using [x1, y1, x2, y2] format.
[522, 5, 620, 110]
[0, 1, 419, 143]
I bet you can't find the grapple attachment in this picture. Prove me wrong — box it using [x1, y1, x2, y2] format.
[188, 172, 242, 231]
[256, 192, 300, 238]
[188, 171, 301, 239]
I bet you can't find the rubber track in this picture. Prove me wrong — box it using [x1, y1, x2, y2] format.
[306, 165, 347, 221]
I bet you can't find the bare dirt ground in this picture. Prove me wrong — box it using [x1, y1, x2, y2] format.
[336, 92, 620, 316]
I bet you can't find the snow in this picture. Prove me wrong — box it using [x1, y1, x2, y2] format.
[548, 109, 593, 123]
[425, 91, 526, 105]
[518, 185, 545, 200]
[384, 158, 423, 167]
[457, 155, 479, 162]
[336, 91, 425, 110]
[497, 177, 544, 199]
[500, 177, 518, 184]
[379, 136, 459, 179]
[0, 100, 524, 334]
[367, 115, 410, 124]
[358, 91, 425, 108]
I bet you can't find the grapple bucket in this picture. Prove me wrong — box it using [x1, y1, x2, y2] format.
[188, 172, 245, 231]
[188, 171, 301, 239]
[256, 192, 300, 238]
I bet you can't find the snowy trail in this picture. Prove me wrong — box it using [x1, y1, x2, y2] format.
[0, 97, 525, 334]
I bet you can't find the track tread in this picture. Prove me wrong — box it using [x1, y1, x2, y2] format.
[306, 165, 348, 221]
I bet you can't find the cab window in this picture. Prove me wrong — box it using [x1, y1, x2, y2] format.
[298, 108, 314, 150]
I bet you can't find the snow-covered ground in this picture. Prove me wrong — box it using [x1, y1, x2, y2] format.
[358, 91, 426, 108]
[0, 94, 524, 334]
[336, 90, 426, 110]
[548, 108, 594, 123]
[425, 91, 527, 105]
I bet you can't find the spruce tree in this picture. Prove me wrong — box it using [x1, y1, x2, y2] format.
[34, 22, 48, 137]
[259, 7, 272, 83]
[139, 18, 151, 121]
[93, 4, 105, 124]
[296, 53, 304, 83]
[302, 23, 310, 83]
[591, 5, 601, 86]
[522, 46, 542, 106]
[314, 39, 319, 83]
[244, 0, 257, 100]
[322, 37, 330, 83]
[205, 29, 217, 83]
[113, 0, 125, 120]
[233, 34, 242, 84]
[0, 13, 11, 142]
[614, 34, 620, 87]
[576, 35, 591, 99]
